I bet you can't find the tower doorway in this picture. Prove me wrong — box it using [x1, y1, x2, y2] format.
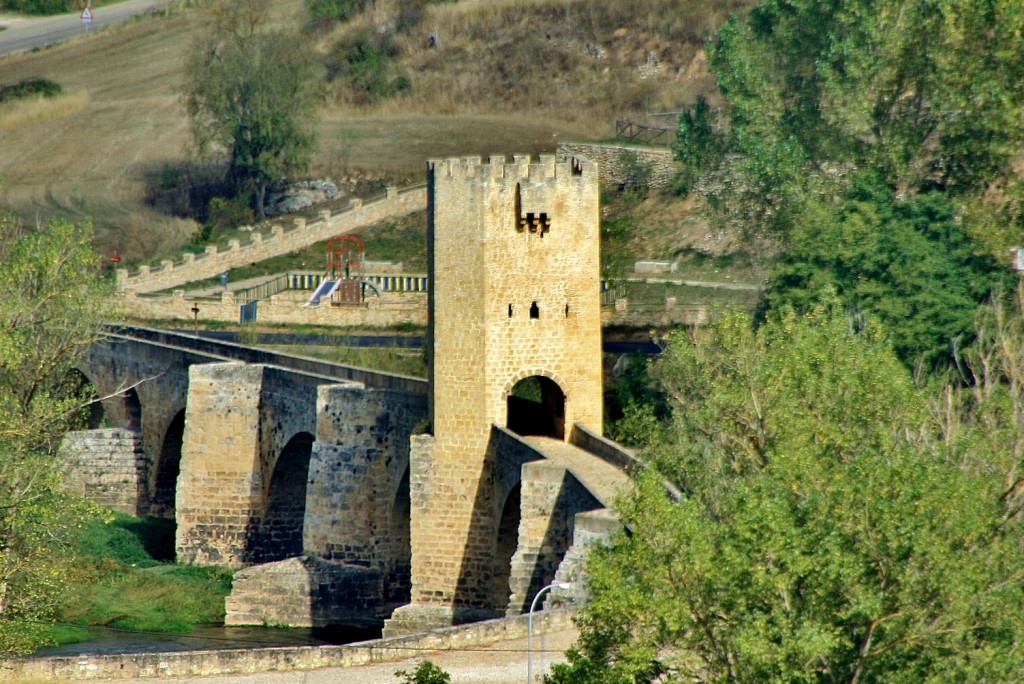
[506, 376, 565, 439]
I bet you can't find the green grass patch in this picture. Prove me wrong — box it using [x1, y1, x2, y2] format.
[73, 513, 176, 566]
[266, 344, 426, 377]
[61, 565, 232, 632]
[51, 512, 233, 642]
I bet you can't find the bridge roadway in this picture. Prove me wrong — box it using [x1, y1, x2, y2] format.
[521, 436, 631, 508]
[105, 324, 429, 394]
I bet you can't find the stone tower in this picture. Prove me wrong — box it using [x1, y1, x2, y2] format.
[386, 154, 603, 633]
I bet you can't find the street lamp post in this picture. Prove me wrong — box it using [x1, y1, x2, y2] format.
[528, 581, 573, 683]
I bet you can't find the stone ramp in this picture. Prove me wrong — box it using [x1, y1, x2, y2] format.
[521, 436, 631, 508]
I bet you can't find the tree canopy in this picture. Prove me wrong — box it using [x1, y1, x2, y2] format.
[764, 172, 1007, 367]
[0, 214, 112, 655]
[184, 0, 322, 221]
[684, 0, 1024, 241]
[550, 304, 1024, 683]
[672, 0, 1024, 369]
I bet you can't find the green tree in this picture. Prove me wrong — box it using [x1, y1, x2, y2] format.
[184, 0, 322, 221]
[672, 96, 724, 199]
[0, 214, 112, 655]
[691, 0, 1024, 242]
[765, 172, 1007, 368]
[550, 305, 1024, 683]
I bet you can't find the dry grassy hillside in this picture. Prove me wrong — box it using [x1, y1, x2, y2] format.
[0, 0, 752, 262]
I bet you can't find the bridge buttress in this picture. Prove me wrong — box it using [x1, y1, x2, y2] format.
[176, 362, 266, 566]
[505, 460, 600, 616]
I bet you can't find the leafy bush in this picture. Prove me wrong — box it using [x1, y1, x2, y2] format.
[306, 0, 370, 30]
[0, 0, 69, 15]
[395, 661, 451, 684]
[0, 77, 63, 104]
[206, 195, 253, 229]
[327, 30, 410, 103]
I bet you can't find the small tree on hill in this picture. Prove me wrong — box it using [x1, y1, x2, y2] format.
[184, 0, 322, 221]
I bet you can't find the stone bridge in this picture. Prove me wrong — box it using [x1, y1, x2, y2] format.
[66, 152, 630, 635]
[67, 324, 627, 630]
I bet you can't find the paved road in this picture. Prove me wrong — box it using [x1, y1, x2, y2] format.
[0, 0, 160, 58]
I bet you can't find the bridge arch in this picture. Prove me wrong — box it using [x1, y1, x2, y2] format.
[253, 431, 314, 564]
[504, 371, 567, 440]
[152, 409, 186, 518]
[65, 368, 105, 430]
[111, 385, 142, 432]
[387, 466, 412, 603]
[492, 483, 521, 610]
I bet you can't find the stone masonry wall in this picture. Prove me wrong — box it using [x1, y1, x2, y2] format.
[556, 142, 675, 189]
[226, 556, 385, 628]
[391, 154, 604, 634]
[116, 290, 427, 328]
[115, 185, 427, 294]
[304, 381, 427, 603]
[548, 507, 622, 607]
[61, 429, 149, 515]
[506, 460, 600, 615]
[4, 609, 575, 681]
[81, 336, 227, 518]
[250, 366, 325, 563]
[176, 362, 266, 566]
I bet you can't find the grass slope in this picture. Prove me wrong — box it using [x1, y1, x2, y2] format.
[52, 512, 232, 646]
[0, 0, 752, 265]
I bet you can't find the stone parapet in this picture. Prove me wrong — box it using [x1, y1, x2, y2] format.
[556, 142, 676, 189]
[4, 610, 575, 681]
[116, 290, 427, 328]
[116, 185, 427, 294]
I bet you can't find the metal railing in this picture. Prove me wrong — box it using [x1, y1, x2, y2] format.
[614, 115, 679, 146]
[232, 272, 431, 304]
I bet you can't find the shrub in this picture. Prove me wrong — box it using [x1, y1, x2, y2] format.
[328, 30, 410, 102]
[306, 0, 370, 30]
[0, 77, 63, 104]
[395, 661, 451, 684]
[206, 195, 253, 229]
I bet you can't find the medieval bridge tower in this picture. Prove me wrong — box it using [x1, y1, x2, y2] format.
[387, 154, 604, 633]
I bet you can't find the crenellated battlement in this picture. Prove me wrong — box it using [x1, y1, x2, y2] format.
[428, 154, 594, 184]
